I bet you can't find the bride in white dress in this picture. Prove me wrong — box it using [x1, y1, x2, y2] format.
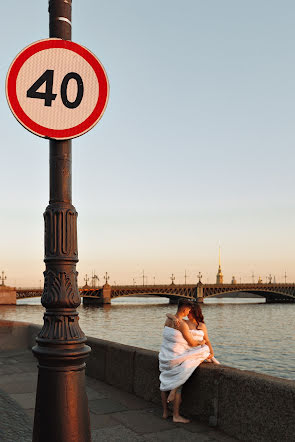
[183, 303, 220, 365]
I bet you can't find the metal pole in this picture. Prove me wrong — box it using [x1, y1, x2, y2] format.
[32, 1, 91, 441]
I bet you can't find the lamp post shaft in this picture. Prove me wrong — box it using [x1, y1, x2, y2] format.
[32, 1, 91, 441]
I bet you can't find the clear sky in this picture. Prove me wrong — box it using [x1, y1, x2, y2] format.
[1, 1, 294, 287]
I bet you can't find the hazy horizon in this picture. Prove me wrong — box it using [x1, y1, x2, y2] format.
[1, 1, 294, 287]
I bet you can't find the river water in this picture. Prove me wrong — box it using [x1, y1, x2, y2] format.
[0, 297, 294, 381]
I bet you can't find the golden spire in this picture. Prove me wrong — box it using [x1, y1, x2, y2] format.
[216, 245, 223, 284]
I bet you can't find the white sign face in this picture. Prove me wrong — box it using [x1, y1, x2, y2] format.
[6, 39, 109, 140]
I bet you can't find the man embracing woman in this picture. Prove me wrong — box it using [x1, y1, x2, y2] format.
[159, 299, 219, 423]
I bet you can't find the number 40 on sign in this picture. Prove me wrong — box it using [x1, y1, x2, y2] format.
[27, 69, 84, 109]
[6, 39, 109, 140]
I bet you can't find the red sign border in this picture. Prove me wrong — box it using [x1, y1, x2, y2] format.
[6, 39, 109, 140]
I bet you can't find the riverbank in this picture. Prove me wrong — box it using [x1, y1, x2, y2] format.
[1, 319, 294, 441]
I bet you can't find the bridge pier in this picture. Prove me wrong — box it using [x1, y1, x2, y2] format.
[196, 282, 204, 303]
[83, 284, 112, 306]
[0, 285, 16, 305]
[102, 283, 112, 304]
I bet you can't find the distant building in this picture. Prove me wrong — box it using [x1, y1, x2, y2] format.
[258, 276, 263, 284]
[216, 247, 223, 284]
[231, 276, 237, 284]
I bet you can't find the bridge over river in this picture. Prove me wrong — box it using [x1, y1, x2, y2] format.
[16, 282, 295, 304]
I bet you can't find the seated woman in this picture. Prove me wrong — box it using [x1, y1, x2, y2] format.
[168, 303, 220, 365]
[159, 299, 210, 423]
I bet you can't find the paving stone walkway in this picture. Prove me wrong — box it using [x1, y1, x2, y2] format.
[0, 350, 236, 441]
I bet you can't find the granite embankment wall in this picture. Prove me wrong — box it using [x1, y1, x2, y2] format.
[1, 319, 294, 441]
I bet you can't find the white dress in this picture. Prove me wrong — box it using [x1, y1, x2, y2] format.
[159, 326, 210, 391]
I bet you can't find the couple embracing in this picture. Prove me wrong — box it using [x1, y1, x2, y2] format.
[159, 299, 219, 423]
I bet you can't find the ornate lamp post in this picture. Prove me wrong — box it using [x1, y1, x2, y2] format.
[104, 271, 110, 284]
[1, 271, 7, 286]
[32, 1, 91, 440]
[6, 0, 108, 434]
[84, 274, 89, 287]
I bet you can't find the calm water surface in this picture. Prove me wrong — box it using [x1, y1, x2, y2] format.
[0, 297, 294, 381]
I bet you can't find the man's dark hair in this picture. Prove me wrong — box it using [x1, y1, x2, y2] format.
[177, 299, 193, 312]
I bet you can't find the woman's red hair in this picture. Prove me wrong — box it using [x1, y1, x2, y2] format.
[191, 303, 204, 325]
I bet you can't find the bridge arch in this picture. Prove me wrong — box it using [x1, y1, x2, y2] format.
[203, 285, 295, 303]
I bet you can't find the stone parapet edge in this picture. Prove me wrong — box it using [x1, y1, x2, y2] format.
[0, 319, 294, 441]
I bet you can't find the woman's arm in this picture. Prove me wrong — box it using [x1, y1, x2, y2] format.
[167, 314, 206, 344]
[199, 323, 214, 357]
[179, 321, 203, 347]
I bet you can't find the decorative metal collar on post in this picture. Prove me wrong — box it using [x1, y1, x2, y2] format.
[5, 0, 109, 440]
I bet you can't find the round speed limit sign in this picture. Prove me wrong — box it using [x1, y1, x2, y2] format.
[6, 39, 109, 140]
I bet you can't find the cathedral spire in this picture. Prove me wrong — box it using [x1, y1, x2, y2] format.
[216, 245, 223, 284]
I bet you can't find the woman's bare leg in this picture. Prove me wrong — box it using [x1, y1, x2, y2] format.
[167, 388, 177, 403]
[173, 388, 190, 423]
[161, 391, 169, 418]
